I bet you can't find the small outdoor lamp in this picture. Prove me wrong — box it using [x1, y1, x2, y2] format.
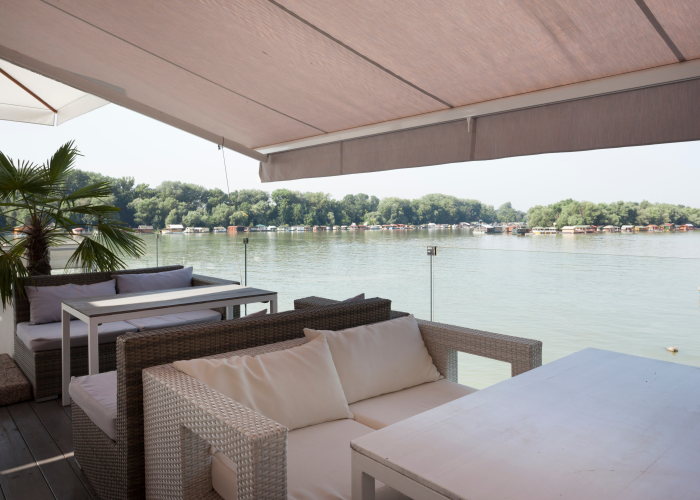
[427, 246, 437, 321]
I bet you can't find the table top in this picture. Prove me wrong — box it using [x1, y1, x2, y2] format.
[352, 348, 700, 500]
[62, 284, 276, 318]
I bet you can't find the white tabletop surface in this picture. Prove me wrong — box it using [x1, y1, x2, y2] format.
[352, 348, 700, 500]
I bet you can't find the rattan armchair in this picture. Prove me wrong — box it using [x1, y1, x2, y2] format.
[73, 298, 394, 500]
[13, 265, 238, 400]
[141, 315, 542, 499]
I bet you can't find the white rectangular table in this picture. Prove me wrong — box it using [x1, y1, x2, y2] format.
[351, 348, 700, 500]
[61, 284, 277, 406]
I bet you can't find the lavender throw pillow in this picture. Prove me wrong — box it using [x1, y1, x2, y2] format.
[25, 279, 117, 325]
[113, 267, 193, 294]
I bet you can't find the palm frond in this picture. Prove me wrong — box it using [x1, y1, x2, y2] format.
[66, 236, 128, 272]
[61, 181, 114, 205]
[0, 155, 53, 200]
[0, 240, 29, 308]
[42, 141, 81, 187]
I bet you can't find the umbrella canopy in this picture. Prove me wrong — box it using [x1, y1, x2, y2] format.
[1, 1, 699, 178]
[0, 59, 108, 126]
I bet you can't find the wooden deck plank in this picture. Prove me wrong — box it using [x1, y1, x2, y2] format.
[59, 402, 71, 420]
[30, 401, 96, 500]
[0, 406, 55, 500]
[8, 403, 92, 500]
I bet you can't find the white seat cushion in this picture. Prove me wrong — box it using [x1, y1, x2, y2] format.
[124, 309, 221, 332]
[288, 419, 408, 500]
[305, 314, 441, 404]
[174, 335, 352, 431]
[16, 320, 137, 352]
[349, 379, 477, 430]
[69, 371, 117, 441]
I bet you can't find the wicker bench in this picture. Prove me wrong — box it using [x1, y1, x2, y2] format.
[142, 315, 542, 499]
[72, 297, 395, 500]
[13, 265, 238, 401]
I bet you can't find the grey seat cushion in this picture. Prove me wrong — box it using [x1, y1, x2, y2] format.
[349, 379, 477, 430]
[69, 371, 117, 441]
[16, 320, 138, 352]
[124, 309, 222, 332]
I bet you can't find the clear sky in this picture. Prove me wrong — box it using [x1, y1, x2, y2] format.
[1, 104, 698, 211]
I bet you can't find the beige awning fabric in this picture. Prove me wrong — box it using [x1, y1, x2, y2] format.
[0, 59, 107, 126]
[262, 76, 700, 181]
[1, 1, 699, 177]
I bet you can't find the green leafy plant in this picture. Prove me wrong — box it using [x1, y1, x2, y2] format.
[0, 141, 145, 307]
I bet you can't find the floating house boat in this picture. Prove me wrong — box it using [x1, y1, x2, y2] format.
[166, 224, 184, 233]
[137, 225, 154, 234]
[621, 225, 635, 232]
[473, 224, 495, 234]
[562, 225, 594, 234]
[531, 227, 557, 235]
[603, 225, 620, 233]
[212, 227, 226, 232]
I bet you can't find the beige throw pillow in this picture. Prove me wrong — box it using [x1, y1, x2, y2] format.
[173, 335, 352, 431]
[304, 314, 441, 404]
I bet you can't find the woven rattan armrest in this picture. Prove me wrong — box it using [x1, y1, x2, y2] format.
[143, 363, 288, 500]
[417, 319, 542, 381]
[294, 296, 409, 320]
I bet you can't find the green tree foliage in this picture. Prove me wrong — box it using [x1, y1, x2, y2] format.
[61, 169, 700, 229]
[527, 199, 700, 228]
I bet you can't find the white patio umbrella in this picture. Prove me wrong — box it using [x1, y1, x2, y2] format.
[0, 59, 108, 126]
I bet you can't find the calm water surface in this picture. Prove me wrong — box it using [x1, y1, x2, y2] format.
[124, 230, 700, 389]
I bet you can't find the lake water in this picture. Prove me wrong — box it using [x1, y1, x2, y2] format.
[124, 230, 700, 389]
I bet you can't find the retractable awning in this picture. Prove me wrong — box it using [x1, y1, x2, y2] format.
[1, 1, 698, 180]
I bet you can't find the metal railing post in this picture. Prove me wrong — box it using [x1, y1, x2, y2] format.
[243, 237, 249, 315]
[427, 246, 437, 321]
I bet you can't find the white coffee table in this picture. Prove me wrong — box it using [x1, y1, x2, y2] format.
[351, 348, 700, 500]
[61, 284, 277, 405]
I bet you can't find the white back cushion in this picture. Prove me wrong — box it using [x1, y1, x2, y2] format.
[25, 279, 116, 324]
[304, 315, 441, 404]
[174, 335, 352, 431]
[113, 267, 192, 294]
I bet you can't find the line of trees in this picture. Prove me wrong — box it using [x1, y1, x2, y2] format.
[52, 170, 525, 228]
[5, 169, 695, 230]
[527, 199, 700, 228]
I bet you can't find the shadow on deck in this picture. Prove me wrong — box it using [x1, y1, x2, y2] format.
[0, 399, 97, 500]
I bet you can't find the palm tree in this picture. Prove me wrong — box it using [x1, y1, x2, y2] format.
[0, 141, 145, 307]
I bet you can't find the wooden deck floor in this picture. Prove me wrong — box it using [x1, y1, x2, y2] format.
[0, 400, 97, 500]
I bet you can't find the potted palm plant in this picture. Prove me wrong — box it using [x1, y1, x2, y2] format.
[0, 141, 145, 307]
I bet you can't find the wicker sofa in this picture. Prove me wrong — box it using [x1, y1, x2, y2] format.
[13, 265, 237, 401]
[142, 310, 543, 499]
[71, 297, 396, 500]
